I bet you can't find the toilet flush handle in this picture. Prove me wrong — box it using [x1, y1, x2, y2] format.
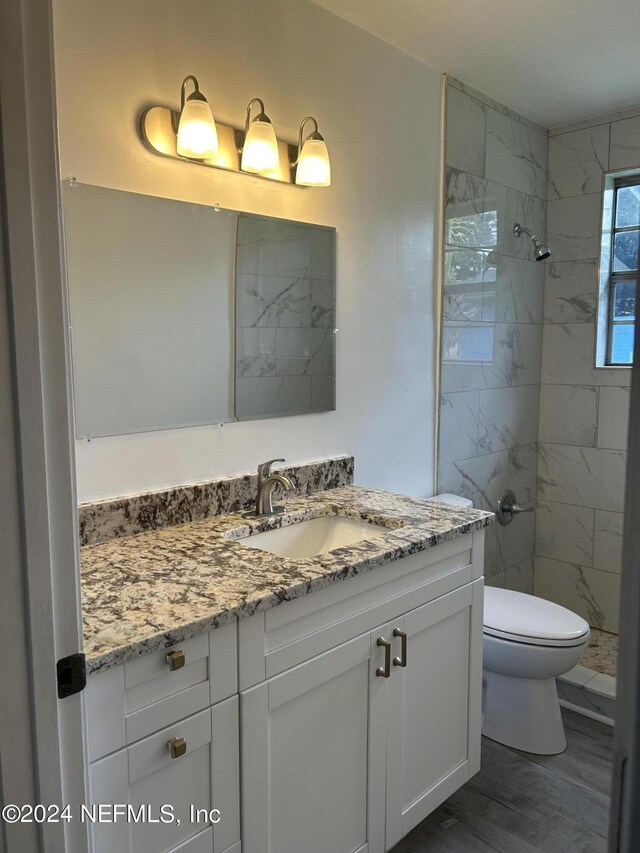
[496, 489, 534, 526]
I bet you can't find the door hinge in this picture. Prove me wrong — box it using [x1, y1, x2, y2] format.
[56, 652, 86, 698]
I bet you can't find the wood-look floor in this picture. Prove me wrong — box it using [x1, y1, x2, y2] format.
[392, 709, 613, 853]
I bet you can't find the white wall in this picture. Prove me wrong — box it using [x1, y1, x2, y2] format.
[53, 0, 442, 502]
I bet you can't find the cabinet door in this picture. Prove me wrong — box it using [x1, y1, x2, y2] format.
[242, 627, 391, 853]
[385, 580, 484, 849]
[89, 697, 240, 853]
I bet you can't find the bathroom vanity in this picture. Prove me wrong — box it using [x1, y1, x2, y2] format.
[81, 482, 492, 853]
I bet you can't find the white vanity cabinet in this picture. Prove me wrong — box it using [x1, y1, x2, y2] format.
[83, 526, 485, 853]
[85, 621, 241, 853]
[239, 530, 485, 853]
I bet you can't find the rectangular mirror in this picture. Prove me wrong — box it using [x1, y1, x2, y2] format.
[62, 182, 336, 438]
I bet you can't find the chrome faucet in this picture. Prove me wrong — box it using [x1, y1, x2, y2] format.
[244, 458, 294, 518]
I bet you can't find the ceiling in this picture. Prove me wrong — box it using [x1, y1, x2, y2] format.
[311, 0, 640, 128]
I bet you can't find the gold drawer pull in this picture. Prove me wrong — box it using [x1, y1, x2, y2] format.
[167, 737, 187, 759]
[165, 650, 185, 671]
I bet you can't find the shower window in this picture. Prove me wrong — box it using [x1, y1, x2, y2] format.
[598, 174, 640, 366]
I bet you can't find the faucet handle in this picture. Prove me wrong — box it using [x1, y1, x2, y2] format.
[257, 458, 285, 481]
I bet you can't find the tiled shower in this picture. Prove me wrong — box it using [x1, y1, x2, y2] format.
[438, 77, 638, 657]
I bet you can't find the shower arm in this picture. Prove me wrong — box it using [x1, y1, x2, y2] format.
[514, 222, 539, 241]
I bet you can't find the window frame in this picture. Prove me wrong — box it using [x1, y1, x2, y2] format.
[605, 174, 639, 367]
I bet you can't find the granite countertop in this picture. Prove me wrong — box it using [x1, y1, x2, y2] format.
[81, 485, 494, 674]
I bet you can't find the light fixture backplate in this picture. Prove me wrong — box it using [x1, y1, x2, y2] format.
[140, 106, 301, 186]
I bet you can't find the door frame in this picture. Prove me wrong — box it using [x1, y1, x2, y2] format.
[0, 0, 89, 850]
[610, 322, 640, 852]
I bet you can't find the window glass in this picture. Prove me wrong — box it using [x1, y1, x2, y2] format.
[613, 229, 640, 272]
[615, 184, 640, 228]
[610, 324, 634, 365]
[613, 281, 636, 320]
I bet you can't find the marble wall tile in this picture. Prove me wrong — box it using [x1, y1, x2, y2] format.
[486, 107, 548, 199]
[543, 260, 598, 323]
[546, 194, 602, 262]
[311, 375, 335, 412]
[541, 323, 630, 387]
[500, 508, 536, 570]
[484, 255, 544, 324]
[538, 443, 626, 512]
[506, 558, 534, 594]
[441, 86, 549, 587]
[443, 247, 486, 321]
[502, 188, 547, 261]
[275, 327, 334, 375]
[445, 168, 546, 262]
[447, 77, 547, 136]
[593, 510, 624, 574]
[439, 391, 479, 464]
[512, 323, 543, 386]
[547, 125, 609, 199]
[539, 384, 598, 446]
[236, 273, 311, 328]
[236, 375, 311, 419]
[534, 556, 620, 632]
[445, 168, 501, 251]
[446, 86, 486, 177]
[485, 569, 507, 588]
[236, 328, 277, 378]
[535, 500, 595, 565]
[276, 223, 313, 277]
[597, 386, 630, 450]
[609, 116, 640, 170]
[236, 354, 276, 379]
[508, 443, 538, 506]
[438, 449, 509, 512]
[311, 279, 335, 328]
[440, 321, 514, 391]
[236, 216, 277, 275]
[478, 384, 539, 454]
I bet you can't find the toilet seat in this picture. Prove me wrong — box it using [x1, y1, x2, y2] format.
[483, 588, 590, 648]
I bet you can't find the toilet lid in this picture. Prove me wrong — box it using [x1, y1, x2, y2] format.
[483, 588, 590, 647]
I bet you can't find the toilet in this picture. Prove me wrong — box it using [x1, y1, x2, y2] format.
[430, 493, 591, 756]
[482, 587, 589, 754]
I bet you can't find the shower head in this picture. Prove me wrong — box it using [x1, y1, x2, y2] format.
[513, 222, 551, 261]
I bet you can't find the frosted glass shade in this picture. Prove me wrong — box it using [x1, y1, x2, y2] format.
[295, 137, 331, 186]
[241, 120, 279, 174]
[176, 98, 219, 159]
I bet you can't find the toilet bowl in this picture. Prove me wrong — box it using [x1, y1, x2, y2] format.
[482, 587, 590, 754]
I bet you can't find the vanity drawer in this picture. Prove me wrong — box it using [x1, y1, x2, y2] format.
[86, 621, 237, 760]
[89, 696, 240, 853]
[239, 530, 484, 688]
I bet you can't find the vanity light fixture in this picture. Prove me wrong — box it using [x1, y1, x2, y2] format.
[294, 116, 331, 187]
[176, 76, 219, 160]
[140, 80, 331, 187]
[240, 99, 280, 175]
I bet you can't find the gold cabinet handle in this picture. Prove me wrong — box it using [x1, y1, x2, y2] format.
[376, 636, 391, 678]
[167, 736, 187, 759]
[165, 650, 185, 671]
[393, 628, 407, 667]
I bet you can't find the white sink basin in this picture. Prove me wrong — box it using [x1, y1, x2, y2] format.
[236, 515, 389, 559]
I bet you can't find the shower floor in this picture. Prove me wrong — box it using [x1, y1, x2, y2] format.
[582, 628, 618, 677]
